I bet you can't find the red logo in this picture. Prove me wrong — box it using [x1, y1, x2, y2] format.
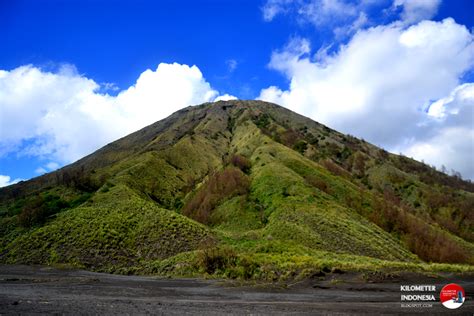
[440, 283, 465, 309]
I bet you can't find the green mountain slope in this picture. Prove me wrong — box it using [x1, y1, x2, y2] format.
[1, 100, 473, 279]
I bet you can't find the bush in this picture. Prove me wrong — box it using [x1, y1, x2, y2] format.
[293, 140, 308, 154]
[369, 191, 469, 264]
[402, 219, 468, 264]
[230, 154, 251, 174]
[182, 168, 250, 224]
[320, 159, 351, 178]
[17, 193, 77, 228]
[197, 238, 237, 274]
[306, 133, 319, 145]
[254, 113, 270, 129]
[196, 238, 258, 278]
[351, 152, 367, 177]
[18, 196, 47, 227]
[280, 129, 301, 148]
[304, 175, 331, 194]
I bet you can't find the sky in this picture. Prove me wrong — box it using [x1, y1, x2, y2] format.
[0, 0, 473, 186]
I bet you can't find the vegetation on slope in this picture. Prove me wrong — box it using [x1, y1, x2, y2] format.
[0, 100, 473, 281]
[1, 184, 210, 273]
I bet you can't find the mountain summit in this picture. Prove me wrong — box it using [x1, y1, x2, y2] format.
[1, 100, 473, 277]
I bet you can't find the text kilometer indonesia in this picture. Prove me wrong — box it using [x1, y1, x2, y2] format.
[400, 285, 436, 291]
[400, 285, 436, 302]
[401, 295, 436, 301]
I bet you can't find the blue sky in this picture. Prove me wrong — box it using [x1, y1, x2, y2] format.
[0, 1, 289, 98]
[1, 0, 473, 186]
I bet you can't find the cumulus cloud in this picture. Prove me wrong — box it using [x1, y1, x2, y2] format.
[402, 83, 474, 178]
[393, 0, 441, 25]
[0, 175, 22, 188]
[214, 94, 238, 102]
[0, 62, 229, 167]
[259, 18, 474, 178]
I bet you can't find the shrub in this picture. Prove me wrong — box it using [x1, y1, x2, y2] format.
[425, 190, 450, 211]
[293, 140, 308, 154]
[377, 149, 389, 160]
[254, 113, 270, 129]
[230, 154, 251, 174]
[369, 191, 469, 264]
[337, 146, 352, 161]
[281, 129, 301, 148]
[197, 247, 237, 274]
[402, 219, 467, 264]
[55, 166, 101, 193]
[69, 192, 92, 208]
[351, 152, 367, 176]
[182, 168, 250, 224]
[304, 175, 331, 194]
[306, 133, 319, 145]
[18, 196, 47, 227]
[17, 192, 80, 228]
[320, 159, 351, 178]
[196, 238, 258, 278]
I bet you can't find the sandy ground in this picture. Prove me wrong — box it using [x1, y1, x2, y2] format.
[0, 264, 473, 315]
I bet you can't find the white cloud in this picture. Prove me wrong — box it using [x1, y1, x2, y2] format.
[35, 161, 61, 175]
[402, 83, 474, 178]
[298, 0, 358, 26]
[0, 62, 230, 165]
[262, 0, 374, 36]
[46, 161, 60, 171]
[226, 59, 238, 73]
[259, 18, 474, 179]
[0, 175, 22, 188]
[101, 82, 119, 92]
[393, 0, 441, 25]
[402, 126, 473, 178]
[263, 0, 443, 38]
[334, 12, 368, 38]
[427, 83, 474, 120]
[262, 0, 360, 24]
[262, 0, 293, 21]
[35, 167, 47, 175]
[214, 94, 238, 102]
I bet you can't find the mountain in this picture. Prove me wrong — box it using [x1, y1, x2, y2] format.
[1, 100, 473, 278]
